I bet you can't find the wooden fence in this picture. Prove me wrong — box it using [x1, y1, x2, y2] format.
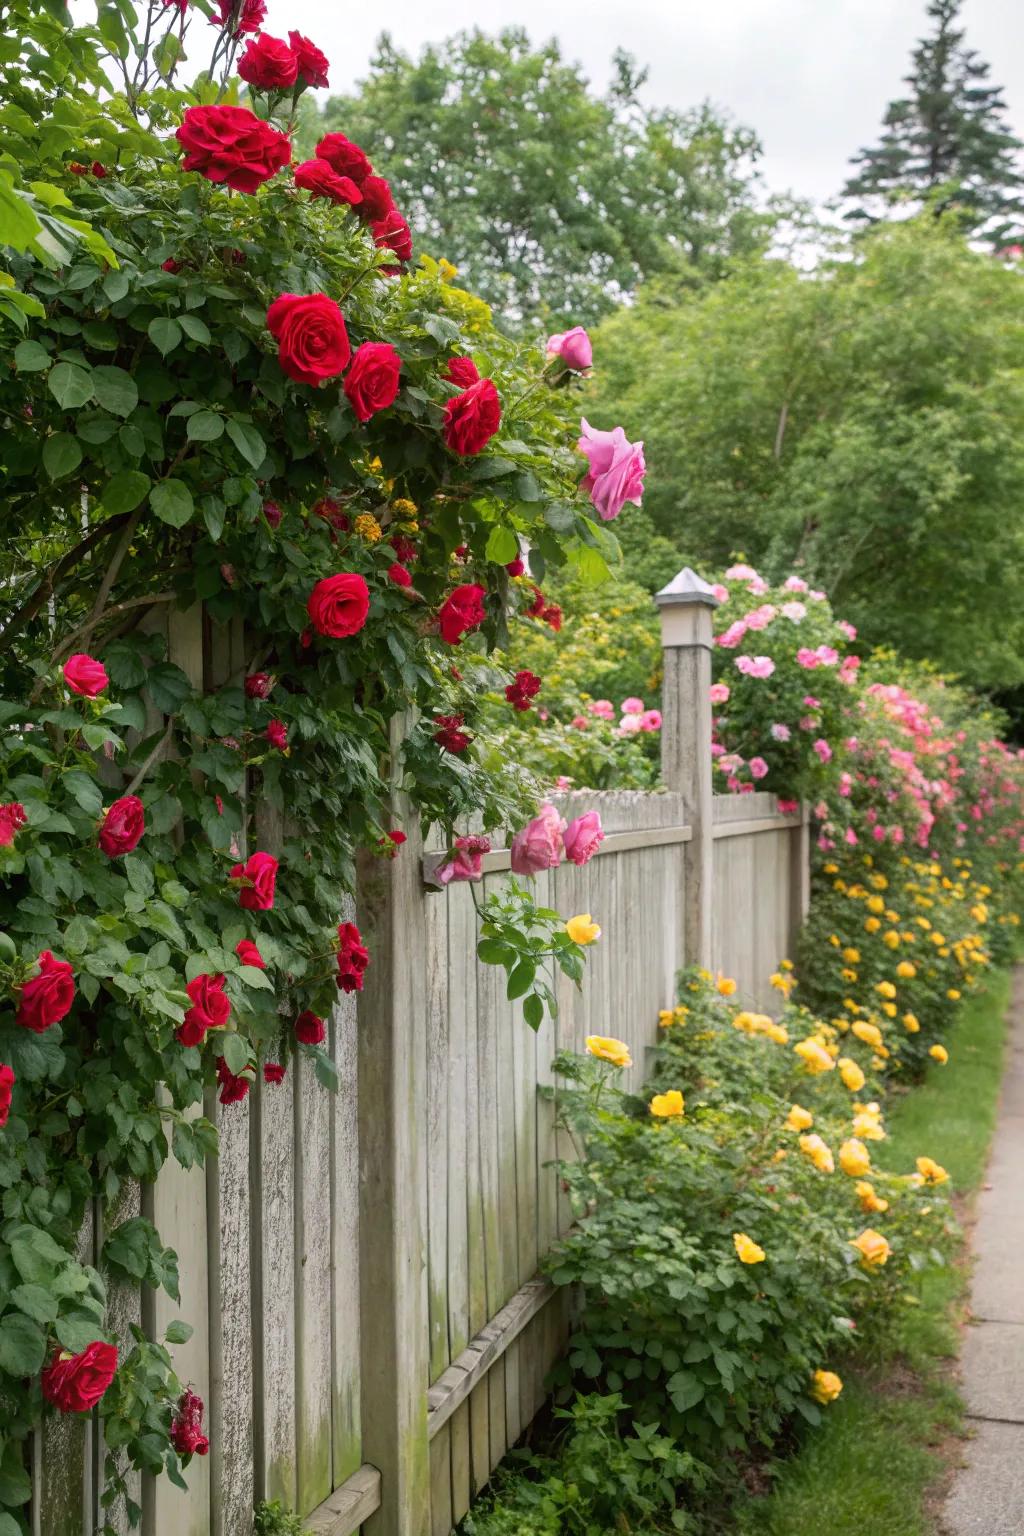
[32, 569, 809, 1536]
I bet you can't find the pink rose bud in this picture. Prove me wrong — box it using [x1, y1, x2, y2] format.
[546, 326, 593, 371]
[509, 803, 565, 875]
[563, 810, 604, 866]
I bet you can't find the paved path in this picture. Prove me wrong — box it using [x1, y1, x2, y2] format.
[944, 970, 1024, 1534]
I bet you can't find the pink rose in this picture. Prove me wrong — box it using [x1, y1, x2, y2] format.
[63, 653, 109, 697]
[577, 418, 645, 521]
[437, 834, 491, 884]
[620, 696, 644, 714]
[717, 621, 748, 649]
[618, 713, 643, 734]
[838, 620, 857, 640]
[813, 738, 833, 764]
[781, 602, 806, 621]
[796, 648, 820, 669]
[709, 683, 730, 705]
[509, 804, 564, 875]
[777, 798, 799, 814]
[770, 723, 791, 741]
[587, 699, 614, 720]
[735, 655, 775, 679]
[783, 576, 808, 593]
[725, 563, 758, 580]
[749, 757, 769, 780]
[563, 811, 604, 866]
[640, 709, 662, 732]
[546, 327, 592, 371]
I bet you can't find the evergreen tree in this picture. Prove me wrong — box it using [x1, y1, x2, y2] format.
[843, 0, 1024, 246]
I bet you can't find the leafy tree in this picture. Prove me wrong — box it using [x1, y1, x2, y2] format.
[842, 0, 1024, 246]
[318, 29, 780, 330]
[587, 217, 1024, 690]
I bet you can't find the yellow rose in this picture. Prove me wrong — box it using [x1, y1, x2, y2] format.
[567, 914, 601, 945]
[855, 1180, 889, 1214]
[733, 1232, 766, 1264]
[842, 947, 861, 964]
[867, 895, 885, 914]
[915, 1156, 948, 1185]
[896, 961, 916, 979]
[650, 1090, 685, 1119]
[883, 930, 901, 949]
[903, 1011, 920, 1033]
[851, 1228, 891, 1267]
[929, 1044, 949, 1065]
[716, 973, 737, 997]
[810, 1369, 843, 1404]
[881, 1002, 897, 1019]
[799, 1133, 835, 1173]
[354, 513, 383, 542]
[838, 1058, 865, 1093]
[947, 988, 961, 1001]
[853, 1110, 886, 1141]
[794, 1038, 835, 1075]
[865, 916, 881, 934]
[585, 1034, 632, 1069]
[852, 1020, 884, 1051]
[839, 1138, 871, 1177]
[876, 981, 896, 1000]
[786, 1104, 814, 1132]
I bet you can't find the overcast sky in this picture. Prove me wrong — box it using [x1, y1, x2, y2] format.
[272, 0, 1023, 208]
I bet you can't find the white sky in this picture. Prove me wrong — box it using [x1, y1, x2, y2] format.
[270, 0, 1023, 208]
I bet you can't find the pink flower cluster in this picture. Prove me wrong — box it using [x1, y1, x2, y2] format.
[439, 808, 605, 884]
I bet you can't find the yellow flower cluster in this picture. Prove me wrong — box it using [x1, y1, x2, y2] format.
[734, 1011, 789, 1044]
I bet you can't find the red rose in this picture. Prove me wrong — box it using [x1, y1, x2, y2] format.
[245, 672, 272, 698]
[217, 1056, 252, 1105]
[213, 0, 265, 34]
[312, 496, 349, 531]
[387, 562, 412, 588]
[230, 851, 278, 910]
[438, 583, 487, 644]
[336, 922, 370, 993]
[98, 795, 145, 857]
[42, 1342, 118, 1413]
[307, 573, 370, 638]
[314, 132, 372, 186]
[263, 1061, 286, 1083]
[445, 356, 480, 389]
[265, 719, 288, 751]
[505, 670, 542, 712]
[295, 1010, 326, 1044]
[63, 653, 108, 697]
[177, 972, 230, 1047]
[370, 208, 413, 264]
[505, 557, 525, 577]
[288, 31, 329, 88]
[390, 534, 417, 565]
[237, 34, 298, 90]
[0, 802, 26, 847]
[176, 105, 291, 196]
[387, 830, 406, 847]
[293, 160, 362, 205]
[170, 1389, 209, 1457]
[91, 162, 108, 178]
[343, 342, 401, 423]
[433, 714, 471, 754]
[263, 499, 282, 528]
[0, 1063, 14, 1127]
[443, 378, 501, 457]
[162, 258, 181, 273]
[266, 293, 351, 385]
[17, 950, 75, 1033]
[359, 175, 394, 222]
[235, 939, 265, 969]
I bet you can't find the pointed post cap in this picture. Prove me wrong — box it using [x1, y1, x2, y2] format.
[655, 567, 721, 609]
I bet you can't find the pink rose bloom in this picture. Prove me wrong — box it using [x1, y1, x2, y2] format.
[747, 576, 768, 595]
[438, 834, 491, 884]
[546, 327, 592, 371]
[509, 804, 564, 875]
[814, 645, 838, 666]
[563, 811, 604, 866]
[891, 826, 905, 845]
[618, 712, 643, 734]
[710, 742, 725, 757]
[718, 753, 743, 774]
[640, 709, 662, 732]
[844, 827, 859, 845]
[745, 604, 776, 631]
[588, 699, 614, 720]
[803, 695, 821, 709]
[749, 756, 769, 780]
[809, 589, 826, 601]
[813, 738, 833, 764]
[872, 824, 887, 841]
[739, 781, 755, 794]
[621, 696, 644, 714]
[717, 621, 748, 649]
[711, 584, 729, 602]
[781, 602, 806, 622]
[735, 655, 775, 679]
[709, 683, 731, 704]
[777, 798, 799, 814]
[770, 723, 791, 742]
[725, 563, 758, 580]
[555, 776, 574, 790]
[570, 715, 589, 729]
[799, 716, 815, 731]
[577, 418, 645, 521]
[783, 576, 808, 593]
[838, 657, 860, 684]
[813, 800, 829, 820]
[837, 620, 857, 640]
[838, 771, 853, 797]
[796, 648, 820, 670]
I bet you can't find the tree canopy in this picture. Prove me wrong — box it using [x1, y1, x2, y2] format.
[318, 29, 781, 331]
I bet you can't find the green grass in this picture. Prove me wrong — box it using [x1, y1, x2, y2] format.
[732, 970, 1012, 1536]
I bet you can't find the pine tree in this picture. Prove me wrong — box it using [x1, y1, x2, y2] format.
[843, 0, 1024, 246]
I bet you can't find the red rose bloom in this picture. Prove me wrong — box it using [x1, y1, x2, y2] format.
[230, 850, 278, 910]
[17, 950, 75, 1034]
[41, 1342, 118, 1414]
[370, 208, 413, 264]
[343, 342, 402, 423]
[387, 562, 412, 588]
[162, 258, 181, 273]
[217, 1056, 252, 1105]
[177, 972, 230, 1047]
[176, 105, 291, 195]
[505, 557, 525, 577]
[245, 672, 272, 698]
[390, 534, 417, 565]
[293, 160, 362, 205]
[312, 496, 349, 531]
[265, 719, 288, 751]
[263, 499, 282, 528]
[0, 802, 27, 847]
[358, 175, 394, 222]
[63, 652, 109, 697]
[0, 1064, 14, 1127]
[266, 293, 351, 385]
[235, 939, 265, 969]
[433, 714, 471, 754]
[237, 34, 298, 90]
[505, 670, 542, 712]
[213, 0, 265, 35]
[438, 583, 487, 644]
[307, 573, 370, 638]
[336, 922, 370, 994]
[445, 356, 480, 389]
[314, 132, 372, 186]
[288, 31, 329, 87]
[91, 162, 107, 178]
[388, 830, 406, 847]
[443, 378, 501, 457]
[263, 1061, 286, 1084]
[170, 1389, 209, 1457]
[295, 1010, 326, 1044]
[98, 795, 145, 857]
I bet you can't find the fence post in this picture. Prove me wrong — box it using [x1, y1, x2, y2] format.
[356, 716, 431, 1536]
[656, 567, 720, 971]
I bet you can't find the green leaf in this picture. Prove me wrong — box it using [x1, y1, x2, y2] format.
[484, 525, 520, 564]
[150, 479, 194, 528]
[507, 959, 536, 1000]
[124, 856, 155, 898]
[91, 365, 138, 418]
[148, 317, 183, 356]
[179, 314, 211, 344]
[10, 1281, 59, 1323]
[47, 360, 93, 409]
[62, 768, 103, 816]
[220, 1033, 250, 1074]
[0, 1442, 31, 1508]
[165, 1319, 193, 1345]
[13, 339, 51, 372]
[42, 432, 83, 480]
[55, 1311, 105, 1353]
[102, 469, 151, 515]
[145, 663, 192, 713]
[225, 418, 266, 469]
[523, 992, 544, 1031]
[0, 1508, 26, 1532]
[477, 938, 515, 966]
[0, 1312, 46, 1376]
[186, 410, 224, 443]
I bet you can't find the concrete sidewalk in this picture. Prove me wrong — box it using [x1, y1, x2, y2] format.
[943, 970, 1024, 1535]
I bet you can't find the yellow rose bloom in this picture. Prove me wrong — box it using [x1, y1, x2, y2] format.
[585, 1035, 632, 1069]
[876, 981, 897, 1000]
[853, 1111, 886, 1142]
[867, 895, 885, 914]
[947, 988, 961, 1001]
[883, 930, 901, 949]
[799, 1133, 835, 1173]
[786, 1104, 814, 1132]
[852, 1020, 884, 1051]
[650, 1090, 685, 1119]
[881, 1002, 897, 1019]
[916, 1155, 948, 1185]
[842, 947, 861, 964]
[903, 1011, 921, 1033]
[929, 1044, 949, 1065]
[896, 961, 916, 979]
[354, 513, 383, 542]
[716, 973, 737, 997]
[810, 1369, 843, 1404]
[794, 1038, 836, 1075]
[390, 497, 418, 517]
[856, 1180, 889, 1214]
[658, 1009, 675, 1027]
[733, 1232, 766, 1264]
[839, 1138, 871, 1177]
[851, 1228, 891, 1267]
[865, 916, 881, 934]
[567, 914, 601, 945]
[838, 1058, 866, 1093]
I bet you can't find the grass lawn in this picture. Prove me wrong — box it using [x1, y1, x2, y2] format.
[731, 969, 1012, 1536]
